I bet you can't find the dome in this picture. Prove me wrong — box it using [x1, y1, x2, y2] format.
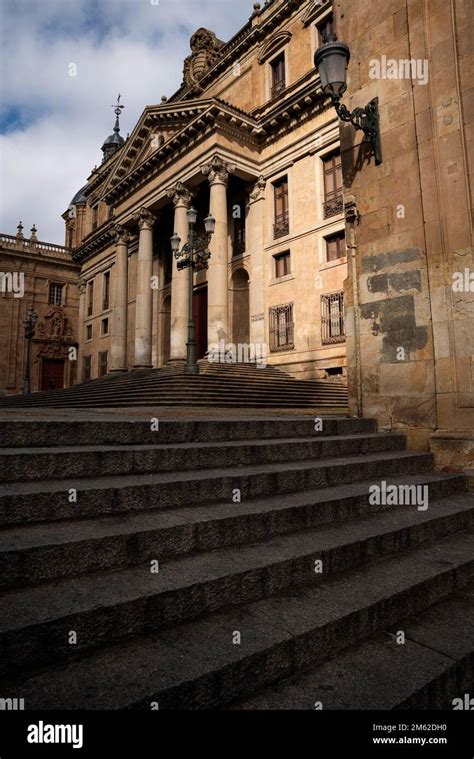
[70, 187, 87, 206]
[101, 132, 125, 151]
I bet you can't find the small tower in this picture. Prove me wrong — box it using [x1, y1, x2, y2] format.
[101, 95, 125, 163]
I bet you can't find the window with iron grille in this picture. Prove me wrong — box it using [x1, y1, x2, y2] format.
[87, 281, 94, 317]
[325, 231, 346, 262]
[322, 151, 343, 219]
[321, 291, 345, 345]
[102, 271, 110, 311]
[273, 177, 289, 239]
[317, 12, 335, 45]
[98, 351, 108, 377]
[233, 203, 246, 256]
[270, 53, 286, 99]
[83, 355, 92, 382]
[269, 303, 294, 352]
[274, 251, 291, 279]
[48, 282, 63, 305]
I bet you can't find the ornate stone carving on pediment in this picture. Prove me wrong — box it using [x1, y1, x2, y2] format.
[183, 28, 224, 91]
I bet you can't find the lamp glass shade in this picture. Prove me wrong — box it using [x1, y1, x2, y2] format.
[187, 207, 198, 225]
[314, 40, 350, 99]
[204, 214, 216, 235]
[170, 232, 181, 253]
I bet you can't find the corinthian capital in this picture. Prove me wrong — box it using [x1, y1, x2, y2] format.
[114, 224, 131, 245]
[201, 156, 235, 186]
[167, 182, 194, 209]
[78, 279, 87, 295]
[248, 175, 266, 203]
[133, 207, 155, 231]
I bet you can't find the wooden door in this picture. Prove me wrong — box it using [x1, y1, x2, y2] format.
[41, 359, 64, 391]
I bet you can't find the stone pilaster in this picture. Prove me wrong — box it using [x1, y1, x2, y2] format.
[77, 279, 87, 383]
[133, 208, 155, 368]
[110, 225, 130, 372]
[201, 156, 234, 347]
[247, 176, 266, 349]
[167, 182, 193, 362]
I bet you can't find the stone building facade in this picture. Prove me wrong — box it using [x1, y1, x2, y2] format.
[333, 0, 473, 472]
[0, 225, 80, 395]
[67, 0, 348, 383]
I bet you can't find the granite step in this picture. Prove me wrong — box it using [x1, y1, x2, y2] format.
[228, 583, 474, 710]
[0, 433, 406, 483]
[0, 450, 434, 525]
[1, 494, 473, 677]
[4, 531, 472, 709]
[0, 416, 377, 448]
[0, 472, 465, 589]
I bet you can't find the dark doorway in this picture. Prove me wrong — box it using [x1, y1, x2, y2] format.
[41, 359, 65, 391]
[193, 286, 208, 360]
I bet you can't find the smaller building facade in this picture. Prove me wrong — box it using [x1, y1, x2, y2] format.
[0, 224, 80, 395]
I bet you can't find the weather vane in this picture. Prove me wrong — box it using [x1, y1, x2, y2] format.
[111, 94, 125, 133]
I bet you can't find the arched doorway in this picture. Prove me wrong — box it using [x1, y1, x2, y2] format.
[231, 268, 250, 347]
[161, 295, 171, 365]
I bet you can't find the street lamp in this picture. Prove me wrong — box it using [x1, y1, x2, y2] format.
[171, 208, 215, 375]
[314, 33, 382, 165]
[23, 306, 38, 396]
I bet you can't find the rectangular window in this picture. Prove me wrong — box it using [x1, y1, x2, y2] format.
[48, 282, 63, 305]
[325, 231, 346, 262]
[274, 251, 291, 279]
[321, 291, 345, 345]
[101, 318, 109, 336]
[102, 271, 110, 311]
[98, 351, 108, 377]
[273, 177, 289, 239]
[68, 227, 74, 249]
[323, 151, 343, 219]
[270, 53, 286, 99]
[317, 13, 335, 45]
[83, 355, 92, 382]
[269, 303, 294, 352]
[92, 205, 98, 231]
[87, 281, 94, 317]
[233, 203, 246, 256]
[86, 324, 92, 341]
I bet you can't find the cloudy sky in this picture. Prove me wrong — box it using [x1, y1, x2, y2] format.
[0, 0, 251, 243]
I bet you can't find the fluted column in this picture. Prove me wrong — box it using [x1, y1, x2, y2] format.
[110, 225, 130, 372]
[77, 279, 87, 384]
[133, 208, 155, 368]
[201, 156, 234, 346]
[247, 176, 267, 348]
[167, 182, 193, 361]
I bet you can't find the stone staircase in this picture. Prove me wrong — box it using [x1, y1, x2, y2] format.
[0, 362, 348, 409]
[0, 415, 472, 710]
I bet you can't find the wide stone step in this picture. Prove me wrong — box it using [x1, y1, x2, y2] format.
[228, 584, 474, 710]
[0, 433, 406, 483]
[4, 531, 473, 709]
[0, 416, 377, 448]
[1, 495, 473, 677]
[0, 474, 467, 590]
[0, 450, 434, 525]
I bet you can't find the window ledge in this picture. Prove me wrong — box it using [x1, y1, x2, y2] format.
[270, 274, 295, 286]
[319, 257, 348, 271]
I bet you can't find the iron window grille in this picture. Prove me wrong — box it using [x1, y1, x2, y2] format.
[269, 303, 294, 352]
[321, 291, 346, 345]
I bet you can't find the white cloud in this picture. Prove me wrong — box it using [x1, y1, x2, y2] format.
[0, 0, 252, 243]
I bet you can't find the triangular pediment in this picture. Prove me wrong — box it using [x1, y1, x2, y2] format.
[101, 100, 214, 197]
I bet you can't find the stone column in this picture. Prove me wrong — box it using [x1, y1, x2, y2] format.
[77, 279, 87, 383]
[133, 208, 155, 368]
[201, 156, 234, 347]
[110, 225, 130, 372]
[167, 182, 193, 362]
[247, 176, 267, 350]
